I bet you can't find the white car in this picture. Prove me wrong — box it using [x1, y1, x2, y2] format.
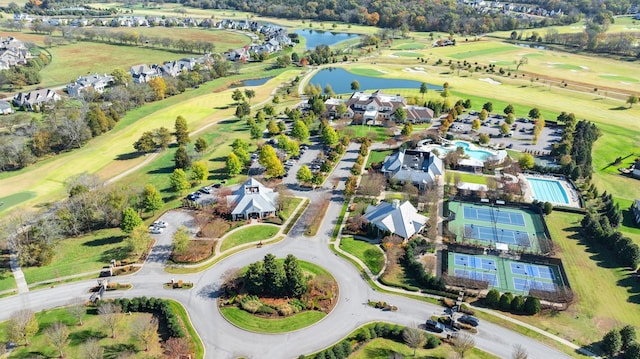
[149, 226, 163, 234]
[153, 220, 168, 228]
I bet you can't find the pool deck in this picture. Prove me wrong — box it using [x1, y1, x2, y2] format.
[519, 174, 581, 208]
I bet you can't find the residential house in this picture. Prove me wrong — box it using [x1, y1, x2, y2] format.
[344, 90, 406, 125]
[130, 64, 159, 83]
[0, 100, 13, 114]
[0, 37, 32, 70]
[66, 73, 114, 97]
[404, 105, 434, 124]
[225, 47, 250, 62]
[364, 199, 427, 240]
[632, 200, 640, 225]
[226, 177, 279, 220]
[381, 149, 443, 189]
[13, 89, 61, 111]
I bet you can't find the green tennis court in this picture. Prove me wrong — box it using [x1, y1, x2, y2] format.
[447, 201, 548, 254]
[448, 252, 564, 295]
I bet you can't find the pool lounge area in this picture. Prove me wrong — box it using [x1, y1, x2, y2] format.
[418, 140, 508, 166]
[521, 175, 581, 208]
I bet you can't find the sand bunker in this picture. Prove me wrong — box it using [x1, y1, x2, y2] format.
[479, 78, 501, 85]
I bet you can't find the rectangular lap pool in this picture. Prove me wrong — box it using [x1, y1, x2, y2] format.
[525, 177, 570, 205]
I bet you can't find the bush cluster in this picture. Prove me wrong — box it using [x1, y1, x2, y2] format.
[484, 289, 540, 315]
[113, 297, 185, 338]
[402, 238, 446, 291]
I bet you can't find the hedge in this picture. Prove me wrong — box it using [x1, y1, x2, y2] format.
[112, 297, 185, 338]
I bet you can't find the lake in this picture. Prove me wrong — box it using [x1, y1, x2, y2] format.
[230, 77, 274, 88]
[294, 29, 359, 49]
[308, 68, 442, 94]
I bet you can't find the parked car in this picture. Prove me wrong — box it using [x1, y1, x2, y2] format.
[153, 220, 167, 228]
[199, 186, 212, 194]
[425, 319, 445, 333]
[149, 226, 163, 234]
[212, 183, 221, 188]
[458, 315, 480, 327]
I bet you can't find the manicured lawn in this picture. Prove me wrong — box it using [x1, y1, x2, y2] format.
[169, 300, 205, 359]
[21, 228, 128, 285]
[392, 51, 423, 57]
[0, 307, 165, 358]
[393, 43, 426, 50]
[339, 237, 384, 275]
[0, 250, 16, 292]
[599, 74, 638, 82]
[220, 225, 279, 252]
[99, 27, 250, 49]
[349, 338, 499, 359]
[219, 307, 326, 333]
[366, 150, 393, 169]
[449, 171, 489, 185]
[280, 197, 303, 221]
[0, 191, 36, 214]
[348, 67, 387, 76]
[340, 125, 392, 142]
[507, 211, 640, 347]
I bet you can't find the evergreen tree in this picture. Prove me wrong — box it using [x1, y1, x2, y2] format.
[174, 145, 191, 169]
[620, 325, 636, 351]
[263, 254, 286, 295]
[174, 116, 190, 145]
[244, 261, 264, 294]
[284, 254, 307, 297]
[602, 329, 622, 357]
[194, 137, 208, 153]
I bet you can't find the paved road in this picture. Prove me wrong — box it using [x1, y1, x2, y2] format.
[0, 143, 573, 359]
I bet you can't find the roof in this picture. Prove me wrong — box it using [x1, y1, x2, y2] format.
[381, 149, 443, 185]
[364, 199, 427, 239]
[227, 177, 278, 216]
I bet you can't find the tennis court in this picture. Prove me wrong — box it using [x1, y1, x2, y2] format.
[448, 252, 564, 295]
[464, 224, 532, 247]
[463, 206, 526, 226]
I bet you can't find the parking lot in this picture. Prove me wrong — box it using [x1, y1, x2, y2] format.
[431, 112, 563, 154]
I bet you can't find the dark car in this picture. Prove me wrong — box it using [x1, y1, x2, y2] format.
[425, 319, 445, 333]
[458, 315, 480, 327]
[212, 183, 221, 188]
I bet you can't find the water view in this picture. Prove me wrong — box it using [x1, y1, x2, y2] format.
[308, 68, 441, 94]
[294, 29, 359, 49]
[230, 77, 274, 88]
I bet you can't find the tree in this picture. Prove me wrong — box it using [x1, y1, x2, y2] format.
[125, 225, 151, 257]
[350, 80, 360, 91]
[81, 338, 103, 359]
[485, 288, 500, 308]
[7, 309, 39, 346]
[244, 261, 264, 294]
[505, 113, 515, 125]
[626, 342, 640, 359]
[263, 253, 286, 295]
[602, 329, 622, 357]
[194, 137, 208, 153]
[153, 127, 172, 150]
[259, 145, 285, 178]
[98, 302, 121, 339]
[111, 68, 132, 86]
[45, 322, 70, 358]
[516, 56, 528, 71]
[472, 119, 481, 130]
[297, 165, 313, 184]
[478, 109, 488, 121]
[174, 116, 190, 145]
[226, 152, 243, 176]
[133, 131, 155, 153]
[420, 82, 428, 97]
[528, 108, 541, 119]
[231, 89, 244, 103]
[321, 125, 339, 145]
[148, 77, 167, 100]
[244, 89, 255, 103]
[141, 184, 163, 215]
[543, 202, 553, 215]
[627, 94, 638, 108]
[236, 101, 251, 118]
[133, 316, 158, 351]
[512, 344, 528, 359]
[284, 254, 307, 297]
[169, 169, 190, 194]
[250, 123, 263, 139]
[504, 104, 514, 115]
[191, 161, 208, 183]
[267, 119, 280, 135]
[499, 292, 513, 310]
[163, 337, 190, 358]
[518, 153, 535, 170]
[395, 107, 407, 123]
[452, 333, 475, 358]
[524, 296, 541, 315]
[66, 297, 86, 326]
[479, 133, 490, 145]
[620, 325, 636, 351]
[401, 122, 413, 137]
[402, 328, 424, 357]
[499, 123, 511, 136]
[291, 120, 310, 142]
[174, 145, 191, 169]
[121, 207, 143, 233]
[482, 102, 493, 112]
[172, 225, 190, 256]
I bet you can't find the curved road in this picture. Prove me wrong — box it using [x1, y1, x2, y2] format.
[0, 144, 573, 359]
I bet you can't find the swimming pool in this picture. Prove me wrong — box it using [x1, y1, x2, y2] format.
[425, 141, 495, 161]
[526, 177, 570, 205]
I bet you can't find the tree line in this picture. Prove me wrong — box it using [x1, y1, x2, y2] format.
[244, 254, 308, 297]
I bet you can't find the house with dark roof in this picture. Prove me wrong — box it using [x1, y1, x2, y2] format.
[226, 178, 279, 220]
[364, 199, 427, 239]
[381, 149, 443, 189]
[130, 64, 159, 84]
[631, 200, 640, 225]
[13, 89, 61, 111]
[404, 105, 434, 124]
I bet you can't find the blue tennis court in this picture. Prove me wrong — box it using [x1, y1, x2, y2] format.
[454, 269, 499, 286]
[463, 206, 526, 227]
[454, 253, 497, 270]
[513, 278, 556, 292]
[464, 224, 532, 247]
[510, 263, 555, 280]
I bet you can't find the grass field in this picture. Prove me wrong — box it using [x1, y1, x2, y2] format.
[0, 250, 16, 292]
[98, 27, 250, 49]
[340, 125, 392, 142]
[366, 149, 393, 169]
[392, 51, 423, 57]
[219, 225, 280, 252]
[21, 228, 127, 285]
[339, 237, 384, 275]
[449, 171, 489, 185]
[0, 191, 36, 214]
[219, 307, 326, 333]
[349, 338, 499, 359]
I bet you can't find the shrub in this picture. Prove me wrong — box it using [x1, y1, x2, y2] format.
[289, 299, 307, 312]
[240, 296, 262, 314]
[484, 288, 500, 308]
[425, 334, 441, 349]
[258, 305, 276, 315]
[510, 295, 525, 313]
[524, 296, 541, 315]
[499, 292, 514, 311]
[277, 304, 294, 316]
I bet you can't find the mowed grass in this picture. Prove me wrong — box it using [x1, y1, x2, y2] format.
[349, 338, 499, 359]
[0, 191, 36, 214]
[348, 67, 388, 76]
[340, 125, 392, 142]
[219, 307, 326, 333]
[450, 172, 489, 185]
[220, 225, 280, 252]
[516, 211, 640, 346]
[366, 149, 393, 169]
[339, 237, 384, 275]
[0, 307, 165, 358]
[393, 42, 426, 50]
[22, 228, 128, 285]
[0, 250, 16, 292]
[392, 51, 423, 57]
[99, 27, 250, 49]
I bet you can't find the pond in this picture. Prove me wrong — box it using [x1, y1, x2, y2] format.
[308, 68, 442, 94]
[230, 77, 274, 88]
[515, 43, 548, 50]
[294, 29, 359, 49]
